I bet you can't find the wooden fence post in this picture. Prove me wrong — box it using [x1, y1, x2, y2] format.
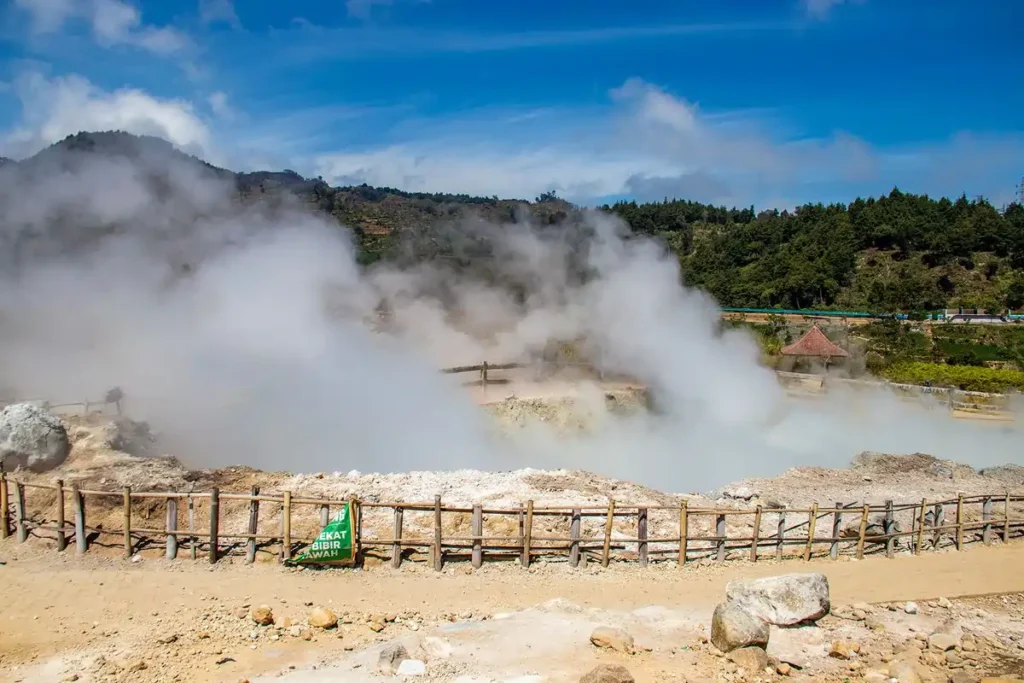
[750, 506, 762, 562]
[981, 496, 992, 545]
[353, 498, 362, 564]
[319, 503, 329, 529]
[915, 499, 926, 555]
[776, 508, 786, 560]
[189, 495, 197, 560]
[804, 503, 818, 561]
[678, 500, 688, 566]
[1003, 493, 1011, 540]
[282, 491, 292, 562]
[246, 486, 259, 564]
[0, 472, 8, 540]
[209, 488, 220, 564]
[392, 506, 404, 569]
[569, 508, 581, 567]
[55, 480, 66, 552]
[716, 514, 726, 561]
[123, 486, 132, 558]
[166, 497, 178, 560]
[829, 502, 842, 560]
[955, 494, 964, 551]
[602, 499, 615, 568]
[637, 507, 648, 567]
[522, 500, 534, 568]
[73, 485, 87, 555]
[433, 495, 443, 572]
[471, 504, 483, 569]
[884, 500, 895, 558]
[856, 504, 869, 560]
[14, 482, 26, 543]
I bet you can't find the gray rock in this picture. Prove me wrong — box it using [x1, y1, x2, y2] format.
[711, 602, 769, 652]
[725, 573, 830, 626]
[979, 464, 1024, 486]
[378, 642, 410, 674]
[0, 403, 70, 473]
[580, 664, 635, 683]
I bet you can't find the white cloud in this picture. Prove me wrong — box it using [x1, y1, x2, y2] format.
[198, 0, 240, 28]
[2, 72, 212, 159]
[312, 78, 1024, 208]
[208, 91, 233, 119]
[802, 0, 865, 20]
[14, 0, 189, 54]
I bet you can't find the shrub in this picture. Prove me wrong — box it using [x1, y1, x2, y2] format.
[883, 362, 1024, 393]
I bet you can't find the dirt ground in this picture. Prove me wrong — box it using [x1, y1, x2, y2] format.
[3, 538, 1024, 683]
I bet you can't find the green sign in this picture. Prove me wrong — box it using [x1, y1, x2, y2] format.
[289, 502, 356, 566]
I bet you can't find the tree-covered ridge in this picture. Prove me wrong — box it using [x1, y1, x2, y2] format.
[5, 131, 1024, 313]
[605, 191, 1024, 312]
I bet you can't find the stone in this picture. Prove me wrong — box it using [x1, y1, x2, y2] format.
[767, 625, 825, 668]
[725, 573, 830, 626]
[728, 646, 769, 672]
[580, 664, 635, 683]
[288, 626, 302, 637]
[710, 602, 770, 652]
[590, 626, 635, 654]
[865, 616, 886, 631]
[308, 608, 338, 629]
[250, 606, 274, 626]
[0, 403, 71, 473]
[904, 602, 919, 615]
[887, 661, 923, 683]
[929, 633, 959, 651]
[776, 663, 792, 676]
[829, 641, 861, 659]
[937, 597, 952, 609]
[421, 637, 453, 660]
[945, 651, 963, 665]
[396, 659, 426, 676]
[369, 619, 386, 633]
[378, 643, 410, 675]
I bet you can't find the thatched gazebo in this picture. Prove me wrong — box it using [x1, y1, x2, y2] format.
[781, 324, 849, 370]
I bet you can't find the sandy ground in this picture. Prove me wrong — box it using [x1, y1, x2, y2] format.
[3, 538, 1024, 683]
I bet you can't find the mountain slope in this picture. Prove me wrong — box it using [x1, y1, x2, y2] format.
[2, 130, 1023, 312]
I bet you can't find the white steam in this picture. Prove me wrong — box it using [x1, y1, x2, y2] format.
[0, 146, 1020, 492]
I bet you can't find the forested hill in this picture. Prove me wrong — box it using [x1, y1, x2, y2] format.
[3, 131, 1024, 313]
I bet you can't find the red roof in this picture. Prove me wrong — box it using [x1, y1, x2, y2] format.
[781, 325, 850, 358]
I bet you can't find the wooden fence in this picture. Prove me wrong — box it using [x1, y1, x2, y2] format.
[2, 473, 1022, 570]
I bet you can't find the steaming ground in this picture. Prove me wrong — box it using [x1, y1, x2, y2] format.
[0, 146, 1021, 493]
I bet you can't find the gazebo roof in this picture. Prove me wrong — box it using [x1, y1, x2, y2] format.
[781, 325, 850, 358]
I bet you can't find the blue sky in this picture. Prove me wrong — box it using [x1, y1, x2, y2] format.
[0, 0, 1021, 209]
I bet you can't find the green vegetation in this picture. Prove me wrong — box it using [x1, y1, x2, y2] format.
[607, 192, 1024, 312]
[882, 362, 1024, 393]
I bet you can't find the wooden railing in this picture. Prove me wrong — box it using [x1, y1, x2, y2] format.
[3, 473, 1021, 569]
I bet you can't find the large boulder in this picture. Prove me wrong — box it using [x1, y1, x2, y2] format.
[0, 403, 71, 473]
[711, 602, 770, 652]
[725, 573, 830, 626]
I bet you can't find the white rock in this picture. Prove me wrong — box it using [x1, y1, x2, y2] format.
[904, 602, 919, 615]
[396, 659, 426, 676]
[726, 573, 830, 626]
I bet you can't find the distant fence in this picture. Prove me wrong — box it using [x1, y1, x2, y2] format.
[441, 361, 1015, 419]
[3, 473, 1022, 569]
[0, 397, 121, 417]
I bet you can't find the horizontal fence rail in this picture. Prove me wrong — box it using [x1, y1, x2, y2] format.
[2, 473, 1022, 571]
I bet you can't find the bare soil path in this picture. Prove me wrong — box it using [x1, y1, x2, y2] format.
[2, 540, 1023, 682]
